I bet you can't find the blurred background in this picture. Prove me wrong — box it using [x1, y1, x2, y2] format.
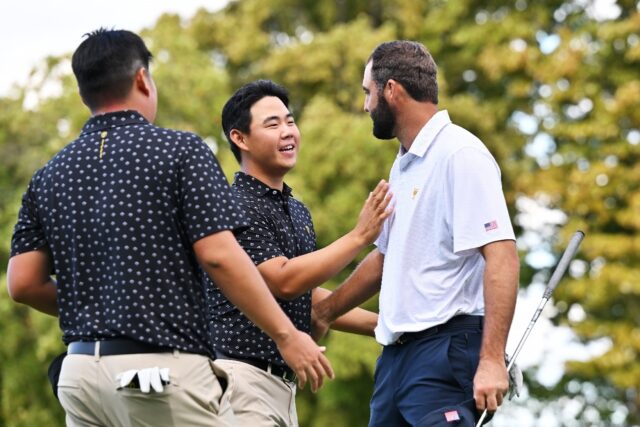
[0, 0, 638, 426]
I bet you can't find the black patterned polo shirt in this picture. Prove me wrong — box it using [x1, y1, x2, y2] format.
[207, 172, 316, 366]
[10, 110, 246, 356]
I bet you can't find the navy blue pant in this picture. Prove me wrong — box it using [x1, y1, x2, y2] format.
[369, 316, 483, 427]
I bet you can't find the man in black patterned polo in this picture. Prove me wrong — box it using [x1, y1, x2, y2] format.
[6, 30, 333, 427]
[208, 80, 391, 426]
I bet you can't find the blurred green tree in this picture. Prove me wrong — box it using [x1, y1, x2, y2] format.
[1, 1, 638, 426]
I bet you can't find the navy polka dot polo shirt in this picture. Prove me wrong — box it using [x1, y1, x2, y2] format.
[11, 110, 246, 356]
[207, 172, 316, 366]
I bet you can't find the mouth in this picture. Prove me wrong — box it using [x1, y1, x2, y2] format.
[279, 144, 295, 152]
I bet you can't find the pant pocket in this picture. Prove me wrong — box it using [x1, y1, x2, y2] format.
[446, 333, 474, 396]
[210, 359, 234, 415]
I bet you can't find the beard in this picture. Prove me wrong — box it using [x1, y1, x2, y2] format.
[370, 94, 396, 140]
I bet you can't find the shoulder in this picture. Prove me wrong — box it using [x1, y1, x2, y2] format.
[289, 196, 311, 214]
[438, 124, 495, 163]
[153, 125, 207, 148]
[288, 197, 314, 222]
[231, 187, 271, 223]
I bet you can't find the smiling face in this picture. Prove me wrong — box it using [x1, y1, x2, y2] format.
[234, 95, 300, 185]
[362, 61, 396, 140]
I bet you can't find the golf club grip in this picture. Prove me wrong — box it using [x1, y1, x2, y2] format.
[543, 231, 585, 299]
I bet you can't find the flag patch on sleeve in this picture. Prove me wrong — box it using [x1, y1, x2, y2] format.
[484, 220, 498, 231]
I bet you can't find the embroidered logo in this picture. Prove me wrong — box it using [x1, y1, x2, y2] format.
[411, 187, 419, 199]
[484, 220, 498, 231]
[444, 410, 460, 422]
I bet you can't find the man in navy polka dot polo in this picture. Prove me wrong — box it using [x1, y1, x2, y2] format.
[208, 80, 392, 426]
[7, 29, 333, 427]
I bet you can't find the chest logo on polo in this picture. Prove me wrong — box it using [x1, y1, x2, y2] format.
[411, 187, 419, 199]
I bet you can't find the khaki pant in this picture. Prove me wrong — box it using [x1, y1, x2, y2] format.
[215, 359, 298, 427]
[58, 351, 235, 427]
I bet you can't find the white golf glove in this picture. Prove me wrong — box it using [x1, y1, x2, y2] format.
[505, 355, 523, 400]
[116, 367, 170, 393]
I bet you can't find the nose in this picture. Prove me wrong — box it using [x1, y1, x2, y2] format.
[363, 96, 370, 113]
[281, 123, 297, 140]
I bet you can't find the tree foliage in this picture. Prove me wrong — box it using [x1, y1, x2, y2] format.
[1, 1, 638, 426]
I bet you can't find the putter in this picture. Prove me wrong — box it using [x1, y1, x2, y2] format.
[476, 230, 586, 427]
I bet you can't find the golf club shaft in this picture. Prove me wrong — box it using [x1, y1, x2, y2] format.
[476, 231, 585, 426]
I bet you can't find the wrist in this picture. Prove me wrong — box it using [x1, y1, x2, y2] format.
[479, 350, 506, 363]
[270, 324, 297, 347]
[346, 229, 368, 250]
[313, 297, 336, 325]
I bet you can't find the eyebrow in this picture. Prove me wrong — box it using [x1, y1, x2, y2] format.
[362, 86, 369, 93]
[262, 113, 294, 124]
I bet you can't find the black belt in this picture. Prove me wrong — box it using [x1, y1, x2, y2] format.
[393, 315, 483, 345]
[68, 338, 174, 356]
[217, 355, 297, 383]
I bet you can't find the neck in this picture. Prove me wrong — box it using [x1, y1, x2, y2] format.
[395, 102, 438, 151]
[241, 164, 285, 191]
[91, 99, 152, 122]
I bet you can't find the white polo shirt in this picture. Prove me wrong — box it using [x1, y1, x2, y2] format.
[374, 110, 515, 345]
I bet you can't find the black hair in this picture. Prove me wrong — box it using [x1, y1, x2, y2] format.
[368, 40, 438, 104]
[71, 28, 153, 110]
[221, 80, 290, 163]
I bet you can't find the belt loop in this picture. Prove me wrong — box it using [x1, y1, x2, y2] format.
[173, 348, 179, 358]
[94, 341, 100, 361]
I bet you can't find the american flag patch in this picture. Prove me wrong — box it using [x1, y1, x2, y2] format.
[444, 410, 460, 422]
[484, 220, 498, 231]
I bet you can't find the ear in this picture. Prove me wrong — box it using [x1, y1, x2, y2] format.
[384, 78, 406, 106]
[385, 79, 398, 99]
[134, 68, 151, 97]
[229, 129, 250, 153]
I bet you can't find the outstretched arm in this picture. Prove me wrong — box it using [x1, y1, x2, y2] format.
[311, 249, 384, 341]
[7, 246, 58, 317]
[312, 287, 378, 340]
[258, 180, 391, 300]
[194, 230, 333, 392]
[473, 239, 519, 413]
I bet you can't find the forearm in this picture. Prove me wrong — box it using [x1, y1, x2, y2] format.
[7, 249, 58, 317]
[265, 231, 368, 299]
[332, 308, 377, 337]
[480, 241, 519, 361]
[10, 278, 58, 316]
[195, 232, 298, 344]
[313, 287, 377, 337]
[314, 249, 383, 324]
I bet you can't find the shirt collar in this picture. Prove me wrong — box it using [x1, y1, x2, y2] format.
[80, 110, 149, 135]
[233, 172, 293, 198]
[396, 110, 451, 171]
[401, 110, 452, 158]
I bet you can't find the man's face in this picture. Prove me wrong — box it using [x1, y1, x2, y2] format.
[243, 96, 300, 176]
[362, 62, 396, 140]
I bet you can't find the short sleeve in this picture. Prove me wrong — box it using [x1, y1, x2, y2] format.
[234, 205, 286, 266]
[178, 137, 247, 243]
[374, 215, 391, 255]
[11, 170, 48, 256]
[449, 147, 515, 254]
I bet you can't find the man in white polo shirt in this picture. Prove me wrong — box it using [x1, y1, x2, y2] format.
[312, 40, 520, 426]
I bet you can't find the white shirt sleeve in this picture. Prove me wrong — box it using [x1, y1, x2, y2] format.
[374, 214, 390, 255]
[448, 146, 515, 254]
